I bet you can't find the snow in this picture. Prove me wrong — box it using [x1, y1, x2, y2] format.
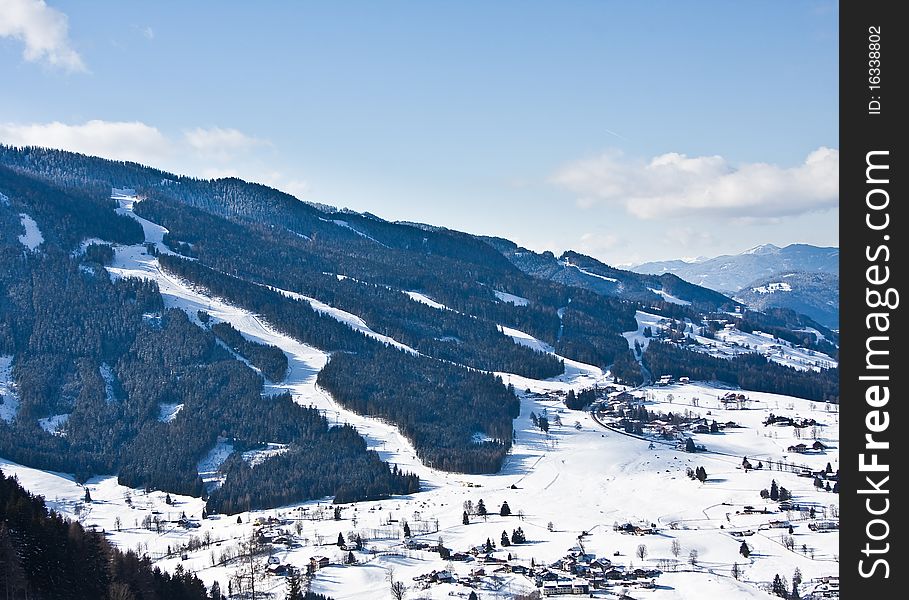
[158, 402, 184, 422]
[493, 290, 529, 306]
[242, 443, 289, 467]
[100, 363, 119, 404]
[751, 282, 792, 294]
[404, 291, 448, 310]
[649, 288, 692, 306]
[622, 311, 667, 354]
[38, 413, 70, 435]
[624, 312, 837, 372]
[0, 356, 19, 423]
[795, 327, 827, 344]
[1, 198, 838, 599]
[1, 377, 839, 600]
[17, 213, 44, 250]
[0, 191, 9, 206]
[329, 219, 389, 247]
[267, 285, 417, 354]
[197, 437, 235, 489]
[561, 258, 618, 283]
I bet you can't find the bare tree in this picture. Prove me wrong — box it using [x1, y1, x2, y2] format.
[688, 549, 699, 567]
[636, 544, 648, 561]
[731, 562, 740, 580]
[671, 539, 681, 558]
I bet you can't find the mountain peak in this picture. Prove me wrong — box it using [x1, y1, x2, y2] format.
[742, 243, 781, 255]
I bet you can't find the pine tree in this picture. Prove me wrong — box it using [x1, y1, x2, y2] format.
[500, 501, 511, 516]
[484, 538, 494, 553]
[501, 531, 511, 547]
[770, 480, 779, 501]
[403, 521, 411, 538]
[337, 532, 345, 547]
[739, 541, 750, 558]
[462, 511, 469, 525]
[468, 592, 478, 600]
[84, 488, 92, 503]
[334, 506, 342, 520]
[685, 437, 696, 452]
[477, 499, 487, 517]
[286, 570, 304, 600]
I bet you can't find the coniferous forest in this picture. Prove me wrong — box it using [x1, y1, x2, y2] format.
[0, 145, 839, 518]
[0, 469, 211, 600]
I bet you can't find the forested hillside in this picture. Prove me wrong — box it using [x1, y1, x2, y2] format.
[0, 145, 839, 516]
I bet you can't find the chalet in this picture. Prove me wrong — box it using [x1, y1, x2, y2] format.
[267, 564, 292, 576]
[808, 520, 839, 532]
[693, 424, 710, 434]
[542, 579, 590, 596]
[679, 376, 690, 384]
[657, 375, 673, 386]
[451, 552, 472, 562]
[434, 570, 454, 583]
[788, 443, 809, 454]
[589, 558, 612, 571]
[510, 564, 529, 574]
[812, 441, 829, 451]
[309, 556, 330, 570]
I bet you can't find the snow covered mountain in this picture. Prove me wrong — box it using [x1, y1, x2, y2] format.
[632, 244, 839, 294]
[0, 146, 840, 600]
[734, 272, 839, 329]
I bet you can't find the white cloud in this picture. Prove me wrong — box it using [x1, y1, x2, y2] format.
[552, 147, 838, 220]
[183, 127, 268, 160]
[577, 231, 622, 256]
[0, 120, 170, 163]
[0, 0, 85, 72]
[142, 26, 154, 40]
[0, 119, 315, 200]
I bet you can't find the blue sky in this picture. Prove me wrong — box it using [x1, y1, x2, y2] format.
[1, 0, 838, 264]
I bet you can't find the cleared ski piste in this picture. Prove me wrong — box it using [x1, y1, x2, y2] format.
[1, 198, 838, 599]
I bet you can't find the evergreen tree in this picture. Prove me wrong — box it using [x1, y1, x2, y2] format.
[334, 506, 342, 520]
[484, 538, 494, 553]
[84, 488, 92, 503]
[337, 532, 345, 547]
[286, 570, 304, 600]
[468, 592, 478, 600]
[685, 437, 696, 453]
[501, 531, 511, 547]
[403, 521, 411, 538]
[770, 480, 780, 501]
[511, 528, 526, 544]
[462, 511, 470, 525]
[499, 501, 511, 516]
[477, 499, 487, 517]
[739, 541, 750, 558]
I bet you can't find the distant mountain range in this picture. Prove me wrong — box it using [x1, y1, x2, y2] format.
[733, 272, 839, 329]
[632, 244, 838, 292]
[480, 239, 736, 309]
[632, 244, 839, 328]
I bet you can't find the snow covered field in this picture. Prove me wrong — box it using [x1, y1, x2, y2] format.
[623, 312, 837, 373]
[1, 195, 839, 599]
[1, 379, 839, 600]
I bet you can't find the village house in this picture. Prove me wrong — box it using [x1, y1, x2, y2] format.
[309, 556, 330, 571]
[542, 578, 590, 596]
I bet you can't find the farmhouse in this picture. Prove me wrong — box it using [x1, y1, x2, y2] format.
[542, 579, 590, 596]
